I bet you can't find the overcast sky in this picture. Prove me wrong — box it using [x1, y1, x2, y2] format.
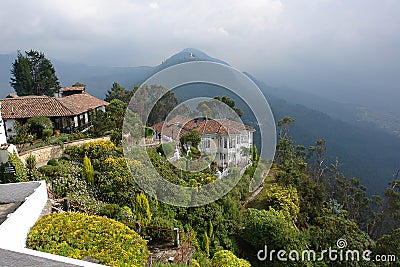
[1, 0, 399, 108]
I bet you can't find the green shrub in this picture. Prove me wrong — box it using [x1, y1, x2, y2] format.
[47, 159, 58, 166]
[42, 129, 53, 141]
[4, 152, 28, 183]
[99, 203, 121, 219]
[27, 116, 53, 130]
[189, 146, 201, 159]
[38, 161, 87, 198]
[27, 116, 53, 138]
[25, 155, 37, 171]
[144, 126, 154, 138]
[27, 212, 149, 267]
[180, 130, 201, 148]
[156, 143, 175, 157]
[25, 154, 38, 180]
[38, 165, 59, 177]
[64, 145, 84, 159]
[116, 206, 134, 222]
[147, 216, 175, 241]
[211, 250, 250, 267]
[64, 140, 120, 165]
[190, 259, 201, 267]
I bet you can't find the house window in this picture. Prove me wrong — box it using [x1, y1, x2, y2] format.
[229, 137, 235, 148]
[224, 137, 227, 148]
[201, 139, 210, 149]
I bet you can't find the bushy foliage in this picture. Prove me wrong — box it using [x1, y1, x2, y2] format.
[147, 216, 176, 241]
[20, 133, 89, 152]
[26, 116, 53, 138]
[180, 130, 201, 148]
[255, 183, 300, 221]
[38, 160, 88, 198]
[10, 121, 36, 146]
[97, 157, 139, 205]
[27, 212, 149, 266]
[41, 128, 53, 141]
[156, 143, 175, 157]
[144, 126, 154, 138]
[104, 82, 134, 104]
[64, 139, 120, 167]
[210, 250, 250, 267]
[47, 158, 58, 166]
[308, 213, 373, 253]
[4, 152, 28, 183]
[373, 228, 400, 265]
[25, 154, 38, 180]
[241, 208, 305, 252]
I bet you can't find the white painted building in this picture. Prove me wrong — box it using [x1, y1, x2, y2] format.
[153, 116, 255, 168]
[0, 90, 108, 138]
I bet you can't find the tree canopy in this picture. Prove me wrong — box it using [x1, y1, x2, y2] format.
[104, 82, 134, 104]
[10, 50, 60, 96]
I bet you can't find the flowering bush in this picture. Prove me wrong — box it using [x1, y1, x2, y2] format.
[27, 212, 149, 266]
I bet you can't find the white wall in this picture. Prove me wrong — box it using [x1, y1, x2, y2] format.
[0, 181, 48, 249]
[0, 180, 106, 266]
[4, 119, 16, 137]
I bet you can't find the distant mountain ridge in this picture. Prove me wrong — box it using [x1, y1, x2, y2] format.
[1, 48, 399, 195]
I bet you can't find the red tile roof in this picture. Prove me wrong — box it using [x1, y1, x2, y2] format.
[0, 93, 108, 119]
[58, 93, 108, 115]
[0, 96, 73, 119]
[152, 116, 255, 139]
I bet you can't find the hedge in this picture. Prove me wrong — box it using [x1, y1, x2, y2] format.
[27, 212, 149, 266]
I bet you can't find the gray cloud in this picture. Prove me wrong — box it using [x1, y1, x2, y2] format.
[0, 0, 399, 109]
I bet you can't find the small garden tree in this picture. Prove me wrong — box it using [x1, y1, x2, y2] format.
[26, 116, 53, 139]
[82, 155, 94, 184]
[136, 192, 152, 226]
[180, 130, 201, 148]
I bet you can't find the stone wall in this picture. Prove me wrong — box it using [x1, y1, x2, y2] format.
[18, 137, 110, 167]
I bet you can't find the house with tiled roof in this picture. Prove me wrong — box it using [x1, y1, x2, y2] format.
[0, 88, 108, 138]
[152, 116, 255, 168]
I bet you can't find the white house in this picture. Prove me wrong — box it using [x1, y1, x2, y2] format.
[152, 116, 255, 168]
[0, 88, 108, 138]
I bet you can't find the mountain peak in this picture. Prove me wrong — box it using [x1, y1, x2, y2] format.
[157, 48, 229, 71]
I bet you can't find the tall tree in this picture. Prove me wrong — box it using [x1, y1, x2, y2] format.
[128, 84, 178, 126]
[104, 82, 134, 104]
[10, 50, 60, 96]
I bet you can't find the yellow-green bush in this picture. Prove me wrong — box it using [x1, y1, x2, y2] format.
[27, 212, 149, 266]
[211, 250, 251, 267]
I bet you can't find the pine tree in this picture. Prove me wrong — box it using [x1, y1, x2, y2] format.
[135, 193, 152, 225]
[104, 82, 134, 104]
[10, 50, 60, 96]
[82, 155, 94, 184]
[252, 144, 259, 163]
